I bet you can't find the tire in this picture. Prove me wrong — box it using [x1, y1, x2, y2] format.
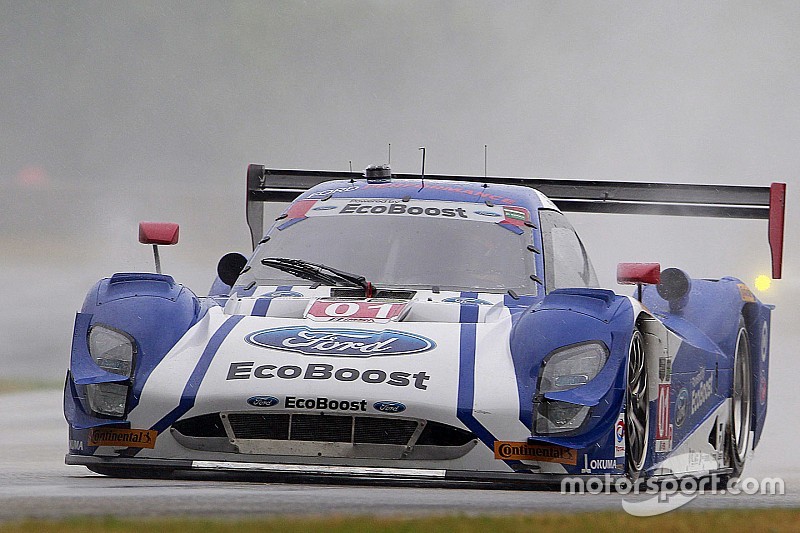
[625, 330, 649, 479]
[727, 321, 752, 479]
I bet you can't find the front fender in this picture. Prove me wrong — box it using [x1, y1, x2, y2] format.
[510, 288, 635, 448]
[71, 273, 203, 414]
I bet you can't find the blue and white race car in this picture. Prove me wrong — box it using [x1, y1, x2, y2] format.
[65, 164, 786, 485]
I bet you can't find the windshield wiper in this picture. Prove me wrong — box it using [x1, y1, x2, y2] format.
[261, 257, 375, 296]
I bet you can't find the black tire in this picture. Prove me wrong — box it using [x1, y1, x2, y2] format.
[727, 320, 752, 479]
[625, 330, 649, 479]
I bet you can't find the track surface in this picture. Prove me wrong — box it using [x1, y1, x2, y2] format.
[1, 390, 797, 521]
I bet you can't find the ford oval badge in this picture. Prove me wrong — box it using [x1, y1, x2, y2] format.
[245, 327, 436, 357]
[373, 401, 406, 413]
[247, 395, 279, 407]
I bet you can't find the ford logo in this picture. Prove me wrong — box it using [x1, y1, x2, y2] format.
[245, 326, 436, 357]
[442, 296, 492, 306]
[373, 401, 406, 413]
[247, 395, 279, 407]
[474, 210, 501, 217]
[262, 290, 304, 298]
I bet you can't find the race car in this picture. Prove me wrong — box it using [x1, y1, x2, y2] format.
[64, 164, 786, 485]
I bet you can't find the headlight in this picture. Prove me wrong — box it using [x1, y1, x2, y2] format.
[534, 342, 608, 435]
[86, 383, 129, 418]
[88, 325, 135, 378]
[86, 324, 135, 418]
[539, 342, 607, 392]
[534, 401, 590, 434]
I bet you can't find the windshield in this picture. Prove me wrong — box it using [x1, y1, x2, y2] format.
[243, 205, 538, 293]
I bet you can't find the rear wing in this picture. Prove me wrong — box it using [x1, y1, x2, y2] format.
[245, 165, 787, 278]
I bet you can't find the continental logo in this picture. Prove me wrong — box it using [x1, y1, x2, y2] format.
[88, 428, 158, 449]
[493, 441, 577, 465]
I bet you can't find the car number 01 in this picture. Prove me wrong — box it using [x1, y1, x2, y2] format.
[306, 301, 407, 322]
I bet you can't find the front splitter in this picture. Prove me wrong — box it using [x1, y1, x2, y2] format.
[66, 453, 589, 487]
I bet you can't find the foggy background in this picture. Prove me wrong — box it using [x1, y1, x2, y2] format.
[1, 2, 797, 478]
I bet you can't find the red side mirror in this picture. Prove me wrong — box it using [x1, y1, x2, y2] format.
[617, 263, 661, 285]
[138, 222, 179, 245]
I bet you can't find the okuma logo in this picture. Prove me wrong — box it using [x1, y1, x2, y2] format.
[245, 326, 436, 357]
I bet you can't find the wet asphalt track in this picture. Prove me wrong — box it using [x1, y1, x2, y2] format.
[1, 390, 797, 521]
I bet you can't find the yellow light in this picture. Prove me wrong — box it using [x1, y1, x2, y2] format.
[754, 275, 772, 292]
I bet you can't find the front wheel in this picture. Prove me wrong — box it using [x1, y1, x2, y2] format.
[626, 330, 648, 479]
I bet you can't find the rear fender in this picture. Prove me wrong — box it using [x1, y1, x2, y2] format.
[642, 276, 772, 449]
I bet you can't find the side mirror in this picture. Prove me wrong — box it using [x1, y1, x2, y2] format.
[617, 262, 660, 301]
[138, 222, 179, 274]
[217, 253, 248, 287]
[138, 222, 179, 245]
[656, 268, 692, 312]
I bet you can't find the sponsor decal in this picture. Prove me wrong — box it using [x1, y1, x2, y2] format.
[691, 374, 714, 414]
[339, 202, 469, 219]
[88, 428, 158, 449]
[592, 459, 616, 470]
[308, 185, 360, 197]
[674, 388, 689, 427]
[227, 362, 431, 390]
[311, 205, 338, 211]
[494, 441, 577, 465]
[655, 383, 673, 452]
[339, 198, 401, 204]
[655, 439, 672, 453]
[286, 396, 367, 411]
[656, 384, 670, 437]
[761, 322, 769, 363]
[737, 283, 756, 303]
[305, 301, 408, 323]
[247, 395, 279, 407]
[69, 439, 84, 452]
[262, 290, 304, 298]
[760, 375, 768, 405]
[283, 199, 317, 220]
[362, 182, 518, 205]
[501, 206, 529, 224]
[690, 365, 706, 387]
[245, 326, 436, 357]
[474, 210, 502, 217]
[441, 296, 492, 306]
[687, 451, 703, 470]
[373, 400, 406, 413]
[614, 415, 625, 459]
[581, 455, 618, 473]
[658, 357, 672, 383]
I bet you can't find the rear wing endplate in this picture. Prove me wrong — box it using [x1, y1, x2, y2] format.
[245, 165, 786, 278]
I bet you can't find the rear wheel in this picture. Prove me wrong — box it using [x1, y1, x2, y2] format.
[728, 322, 752, 479]
[625, 330, 648, 479]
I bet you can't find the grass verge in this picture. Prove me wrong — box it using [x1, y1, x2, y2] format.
[0, 379, 61, 394]
[1, 510, 799, 533]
